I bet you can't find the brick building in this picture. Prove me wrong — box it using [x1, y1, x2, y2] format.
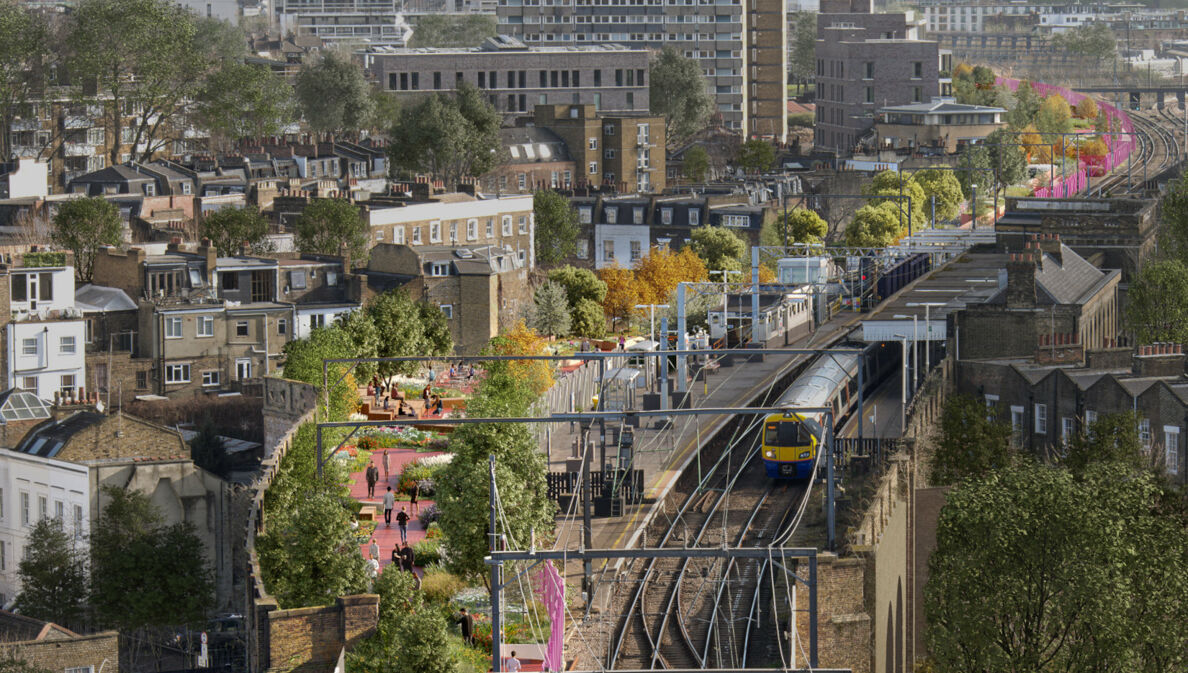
[814, 0, 948, 154]
[0, 611, 119, 672]
[364, 243, 532, 354]
[954, 236, 1121, 361]
[364, 194, 536, 271]
[495, 0, 787, 139]
[533, 105, 666, 193]
[482, 126, 576, 194]
[995, 196, 1158, 282]
[0, 409, 237, 607]
[359, 36, 650, 116]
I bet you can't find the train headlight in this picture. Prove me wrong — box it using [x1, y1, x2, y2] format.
[764, 450, 774, 458]
[799, 451, 811, 459]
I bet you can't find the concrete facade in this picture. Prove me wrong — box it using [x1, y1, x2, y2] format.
[495, 0, 788, 138]
[875, 98, 1005, 153]
[360, 37, 650, 116]
[814, 0, 946, 154]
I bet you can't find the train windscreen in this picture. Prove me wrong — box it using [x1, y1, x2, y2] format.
[764, 421, 812, 446]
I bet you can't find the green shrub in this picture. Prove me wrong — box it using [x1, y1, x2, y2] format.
[421, 567, 467, 605]
[788, 112, 814, 127]
[414, 537, 443, 566]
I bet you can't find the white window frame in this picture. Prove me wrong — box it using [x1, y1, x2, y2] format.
[20, 492, 28, 526]
[59, 336, 76, 355]
[236, 358, 252, 380]
[165, 363, 191, 384]
[1062, 417, 1075, 444]
[485, 219, 494, 238]
[1010, 405, 1024, 434]
[1085, 409, 1097, 426]
[196, 315, 214, 337]
[202, 370, 221, 387]
[429, 221, 442, 243]
[430, 262, 450, 277]
[21, 338, 35, 356]
[412, 226, 422, 245]
[394, 226, 406, 245]
[278, 318, 287, 335]
[518, 215, 528, 234]
[689, 209, 700, 226]
[1034, 403, 1047, 434]
[1164, 425, 1180, 475]
[467, 219, 478, 241]
[589, 161, 598, 175]
[165, 316, 183, 339]
[440, 304, 453, 319]
[588, 137, 598, 150]
[1140, 418, 1152, 451]
[502, 216, 513, 237]
[37, 495, 46, 521]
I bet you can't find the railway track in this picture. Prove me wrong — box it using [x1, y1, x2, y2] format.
[1095, 109, 1180, 194]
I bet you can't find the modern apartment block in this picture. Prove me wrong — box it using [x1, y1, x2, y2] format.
[359, 36, 650, 115]
[494, 0, 787, 140]
[814, 0, 947, 154]
[533, 104, 666, 193]
[275, 0, 413, 47]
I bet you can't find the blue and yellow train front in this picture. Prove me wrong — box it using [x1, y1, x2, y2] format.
[761, 413, 819, 479]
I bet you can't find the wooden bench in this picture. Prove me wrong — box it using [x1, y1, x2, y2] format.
[358, 506, 377, 521]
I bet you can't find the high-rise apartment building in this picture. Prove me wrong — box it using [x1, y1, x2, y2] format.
[814, 0, 947, 154]
[495, 0, 787, 141]
[275, 0, 413, 47]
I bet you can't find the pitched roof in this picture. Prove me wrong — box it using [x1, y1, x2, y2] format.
[0, 610, 78, 642]
[71, 165, 153, 184]
[1034, 244, 1110, 304]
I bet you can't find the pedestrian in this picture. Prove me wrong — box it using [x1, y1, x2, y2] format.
[422, 384, 432, 401]
[428, 394, 443, 416]
[383, 394, 390, 410]
[409, 481, 419, 514]
[382, 449, 390, 482]
[506, 651, 522, 673]
[368, 537, 379, 561]
[428, 366, 435, 384]
[449, 364, 456, 380]
[618, 335, 626, 351]
[365, 463, 379, 498]
[396, 506, 410, 544]
[366, 383, 374, 400]
[383, 486, 396, 526]
[399, 543, 415, 572]
[454, 608, 474, 645]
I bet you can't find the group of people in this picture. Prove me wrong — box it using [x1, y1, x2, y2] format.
[366, 536, 420, 587]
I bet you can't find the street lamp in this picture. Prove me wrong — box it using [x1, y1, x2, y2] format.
[633, 304, 669, 346]
[893, 314, 919, 394]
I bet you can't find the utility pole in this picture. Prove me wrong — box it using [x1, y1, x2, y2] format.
[489, 455, 503, 673]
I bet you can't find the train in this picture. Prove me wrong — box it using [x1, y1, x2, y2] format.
[761, 344, 894, 479]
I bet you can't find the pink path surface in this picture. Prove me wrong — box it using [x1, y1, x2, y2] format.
[350, 447, 447, 571]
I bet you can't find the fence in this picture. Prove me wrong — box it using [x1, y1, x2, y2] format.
[530, 362, 598, 446]
[545, 468, 646, 503]
[997, 76, 1137, 192]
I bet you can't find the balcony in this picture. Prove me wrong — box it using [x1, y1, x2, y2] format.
[10, 119, 40, 132]
[63, 142, 94, 157]
[63, 116, 91, 130]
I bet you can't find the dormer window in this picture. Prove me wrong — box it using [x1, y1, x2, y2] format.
[143, 183, 155, 196]
[430, 262, 450, 277]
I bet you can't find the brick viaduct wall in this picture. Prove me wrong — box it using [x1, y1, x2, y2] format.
[0, 631, 120, 672]
[241, 377, 381, 673]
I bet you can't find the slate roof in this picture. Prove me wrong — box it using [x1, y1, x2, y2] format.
[1034, 244, 1110, 304]
[71, 165, 153, 184]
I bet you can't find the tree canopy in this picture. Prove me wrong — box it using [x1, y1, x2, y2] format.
[633, 245, 708, 304]
[1126, 259, 1188, 345]
[683, 145, 710, 183]
[408, 14, 496, 48]
[51, 197, 122, 282]
[926, 463, 1188, 673]
[196, 61, 295, 141]
[14, 518, 88, 630]
[598, 265, 640, 330]
[387, 82, 502, 190]
[689, 226, 747, 273]
[762, 208, 827, 247]
[649, 47, 712, 146]
[367, 289, 454, 376]
[529, 281, 571, 338]
[845, 203, 906, 247]
[295, 51, 376, 137]
[533, 190, 579, 266]
[1051, 23, 1116, 63]
[737, 140, 775, 174]
[929, 394, 1013, 485]
[0, 3, 50, 160]
[199, 205, 272, 256]
[1158, 172, 1188, 266]
[295, 198, 369, 261]
[788, 13, 816, 85]
[913, 168, 965, 222]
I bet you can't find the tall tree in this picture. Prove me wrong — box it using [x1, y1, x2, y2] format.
[547, 265, 607, 308]
[649, 47, 713, 146]
[67, 0, 240, 165]
[913, 168, 965, 222]
[199, 205, 272, 256]
[926, 463, 1188, 673]
[295, 51, 375, 138]
[633, 245, 707, 304]
[408, 14, 496, 48]
[1126, 259, 1188, 345]
[598, 265, 641, 330]
[1034, 94, 1074, 137]
[1159, 172, 1188, 266]
[90, 487, 213, 662]
[529, 281, 572, 338]
[763, 208, 827, 247]
[195, 62, 295, 142]
[682, 145, 710, 183]
[295, 198, 369, 261]
[387, 83, 502, 190]
[0, 4, 50, 160]
[1006, 80, 1041, 129]
[1051, 23, 1116, 65]
[533, 190, 579, 266]
[788, 13, 817, 87]
[737, 139, 775, 174]
[51, 197, 122, 282]
[281, 323, 363, 420]
[367, 289, 452, 376]
[690, 226, 746, 273]
[845, 203, 905, 247]
[14, 518, 88, 629]
[929, 394, 1013, 486]
[865, 170, 926, 230]
[416, 300, 454, 355]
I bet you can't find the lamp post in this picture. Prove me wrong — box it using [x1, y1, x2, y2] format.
[894, 314, 918, 395]
[906, 301, 946, 375]
[893, 333, 909, 434]
[634, 304, 670, 346]
[709, 269, 742, 338]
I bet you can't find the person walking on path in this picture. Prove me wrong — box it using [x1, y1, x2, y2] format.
[383, 487, 396, 526]
[395, 506, 410, 544]
[409, 482, 419, 514]
[365, 463, 379, 498]
[399, 543, 415, 572]
[506, 651, 522, 673]
[368, 537, 380, 561]
[382, 449, 390, 483]
[454, 608, 474, 644]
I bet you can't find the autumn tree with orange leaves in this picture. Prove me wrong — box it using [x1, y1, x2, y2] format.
[634, 246, 708, 304]
[598, 265, 641, 330]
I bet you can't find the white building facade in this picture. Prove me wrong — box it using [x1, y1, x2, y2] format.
[5, 265, 87, 402]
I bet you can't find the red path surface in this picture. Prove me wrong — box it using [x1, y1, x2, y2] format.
[350, 447, 446, 571]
